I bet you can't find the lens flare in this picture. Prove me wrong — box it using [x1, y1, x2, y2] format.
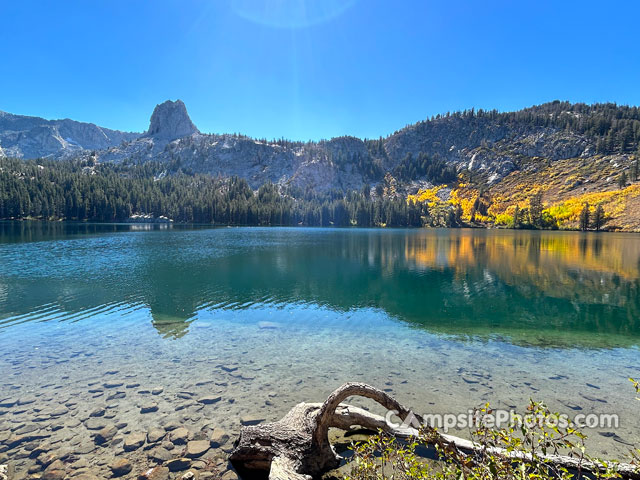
[230, 0, 357, 28]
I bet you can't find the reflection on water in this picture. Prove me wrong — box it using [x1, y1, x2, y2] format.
[1, 222, 640, 466]
[1, 222, 639, 346]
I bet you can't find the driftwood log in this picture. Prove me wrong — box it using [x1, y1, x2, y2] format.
[229, 382, 639, 480]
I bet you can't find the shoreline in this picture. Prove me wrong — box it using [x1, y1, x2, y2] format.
[1, 218, 639, 234]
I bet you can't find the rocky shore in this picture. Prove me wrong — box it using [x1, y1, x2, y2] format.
[1, 307, 637, 479]
[0, 369, 262, 480]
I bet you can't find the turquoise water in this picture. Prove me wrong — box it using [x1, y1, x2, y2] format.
[0, 222, 639, 471]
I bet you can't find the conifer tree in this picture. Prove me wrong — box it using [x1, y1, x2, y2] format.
[579, 203, 590, 231]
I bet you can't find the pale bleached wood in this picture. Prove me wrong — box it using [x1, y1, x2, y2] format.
[229, 382, 639, 480]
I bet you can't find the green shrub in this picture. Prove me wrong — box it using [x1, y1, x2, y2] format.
[344, 399, 631, 480]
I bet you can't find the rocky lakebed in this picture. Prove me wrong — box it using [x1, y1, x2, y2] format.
[0, 363, 258, 480]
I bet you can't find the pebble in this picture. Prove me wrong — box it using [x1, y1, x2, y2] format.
[169, 427, 189, 445]
[124, 432, 146, 451]
[37, 451, 58, 467]
[147, 428, 165, 444]
[50, 406, 68, 417]
[73, 442, 96, 454]
[94, 424, 118, 445]
[103, 382, 124, 389]
[85, 417, 108, 430]
[89, 407, 106, 417]
[197, 395, 221, 405]
[42, 469, 66, 480]
[147, 447, 173, 463]
[166, 458, 191, 472]
[209, 428, 229, 447]
[42, 460, 66, 479]
[140, 402, 159, 414]
[163, 420, 181, 431]
[15, 423, 38, 435]
[18, 396, 37, 406]
[107, 391, 126, 401]
[110, 458, 133, 477]
[221, 470, 238, 480]
[186, 440, 209, 458]
[240, 415, 265, 426]
[139, 465, 170, 480]
[74, 475, 101, 480]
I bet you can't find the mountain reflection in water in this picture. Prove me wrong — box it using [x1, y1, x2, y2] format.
[0, 222, 639, 347]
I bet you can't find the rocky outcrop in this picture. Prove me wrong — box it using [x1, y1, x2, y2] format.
[0, 100, 600, 191]
[144, 100, 199, 142]
[384, 116, 592, 184]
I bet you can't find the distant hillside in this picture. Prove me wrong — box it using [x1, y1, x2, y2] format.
[0, 111, 139, 159]
[1, 100, 639, 230]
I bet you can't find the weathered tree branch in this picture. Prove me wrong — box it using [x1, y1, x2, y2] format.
[230, 383, 640, 480]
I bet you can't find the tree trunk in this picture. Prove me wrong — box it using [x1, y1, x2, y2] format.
[230, 382, 639, 480]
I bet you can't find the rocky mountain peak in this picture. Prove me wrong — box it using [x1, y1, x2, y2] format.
[145, 99, 199, 141]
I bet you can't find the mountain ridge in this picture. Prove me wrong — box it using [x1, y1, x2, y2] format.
[1, 99, 640, 230]
[0, 109, 140, 160]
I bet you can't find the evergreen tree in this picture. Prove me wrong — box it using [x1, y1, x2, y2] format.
[579, 202, 590, 231]
[529, 191, 544, 228]
[512, 206, 520, 229]
[593, 203, 605, 231]
[618, 171, 628, 189]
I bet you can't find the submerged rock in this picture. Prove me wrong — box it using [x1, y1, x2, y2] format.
[94, 424, 118, 445]
[123, 432, 146, 451]
[186, 440, 209, 458]
[103, 382, 124, 389]
[42, 460, 66, 480]
[85, 418, 108, 430]
[109, 458, 132, 477]
[138, 465, 170, 480]
[240, 415, 265, 426]
[166, 458, 191, 472]
[209, 428, 229, 447]
[148, 447, 173, 463]
[147, 429, 165, 444]
[89, 407, 106, 417]
[140, 402, 159, 414]
[169, 427, 189, 445]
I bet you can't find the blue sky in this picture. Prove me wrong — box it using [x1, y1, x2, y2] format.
[1, 0, 639, 140]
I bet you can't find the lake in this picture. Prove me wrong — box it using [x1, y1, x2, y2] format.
[1, 223, 639, 478]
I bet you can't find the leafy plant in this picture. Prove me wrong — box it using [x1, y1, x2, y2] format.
[344, 399, 629, 480]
